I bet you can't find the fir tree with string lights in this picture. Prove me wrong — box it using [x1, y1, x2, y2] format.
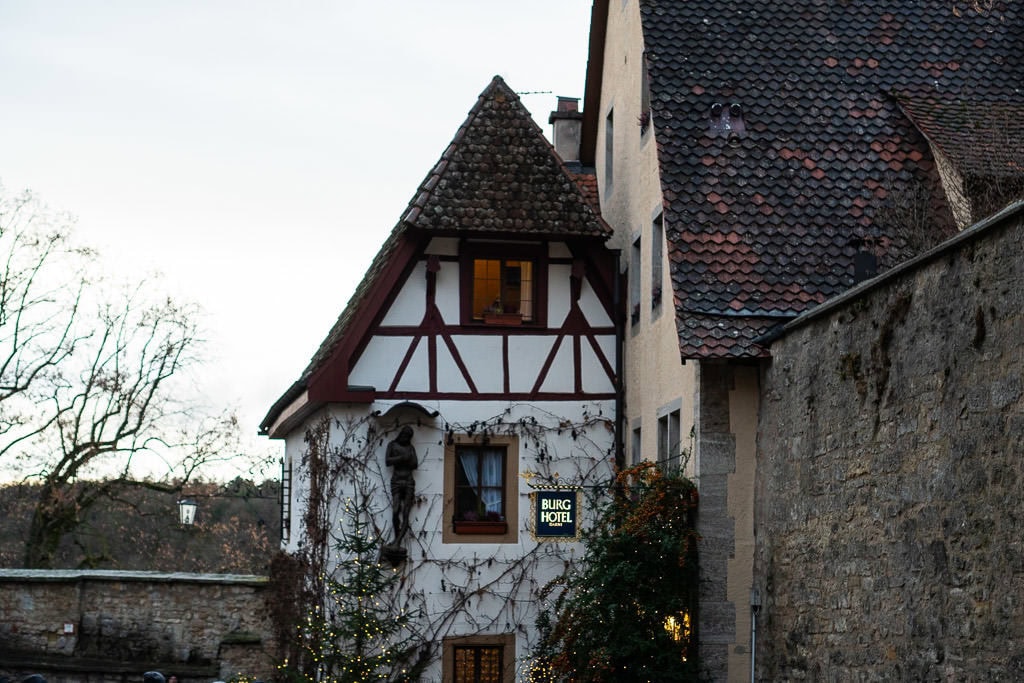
[284, 498, 423, 683]
[531, 462, 700, 682]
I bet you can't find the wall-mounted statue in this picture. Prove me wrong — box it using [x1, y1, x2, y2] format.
[382, 425, 417, 565]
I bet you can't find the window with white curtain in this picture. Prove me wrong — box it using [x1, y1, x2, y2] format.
[443, 435, 519, 543]
[455, 445, 506, 523]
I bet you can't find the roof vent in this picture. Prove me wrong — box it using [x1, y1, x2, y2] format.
[709, 101, 746, 138]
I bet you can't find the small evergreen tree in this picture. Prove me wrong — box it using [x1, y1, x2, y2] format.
[284, 499, 421, 682]
[533, 463, 700, 682]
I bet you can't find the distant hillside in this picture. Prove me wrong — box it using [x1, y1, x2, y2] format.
[0, 478, 280, 573]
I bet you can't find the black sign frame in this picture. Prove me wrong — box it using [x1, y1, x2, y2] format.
[530, 489, 582, 541]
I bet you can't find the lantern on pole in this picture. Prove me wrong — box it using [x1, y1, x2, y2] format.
[177, 499, 198, 526]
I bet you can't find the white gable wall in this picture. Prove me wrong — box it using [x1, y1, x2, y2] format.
[282, 397, 616, 680]
[381, 262, 426, 326]
[345, 244, 615, 397]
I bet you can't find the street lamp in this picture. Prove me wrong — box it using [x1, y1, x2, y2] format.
[177, 499, 198, 526]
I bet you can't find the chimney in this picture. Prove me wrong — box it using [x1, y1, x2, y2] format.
[549, 96, 583, 163]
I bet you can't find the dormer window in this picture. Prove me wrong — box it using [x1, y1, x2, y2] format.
[461, 243, 546, 326]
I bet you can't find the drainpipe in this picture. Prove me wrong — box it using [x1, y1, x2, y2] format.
[613, 250, 625, 472]
[750, 587, 762, 682]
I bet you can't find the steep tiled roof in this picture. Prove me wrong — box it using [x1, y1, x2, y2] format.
[261, 77, 611, 432]
[896, 96, 1024, 177]
[402, 77, 610, 238]
[638, 0, 1023, 358]
[570, 170, 602, 216]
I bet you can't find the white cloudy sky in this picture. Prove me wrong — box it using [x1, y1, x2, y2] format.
[0, 1, 593, 472]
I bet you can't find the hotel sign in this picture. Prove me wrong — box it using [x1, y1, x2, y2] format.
[531, 489, 582, 541]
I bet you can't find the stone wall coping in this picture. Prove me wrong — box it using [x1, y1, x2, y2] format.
[769, 199, 1024, 342]
[0, 569, 269, 586]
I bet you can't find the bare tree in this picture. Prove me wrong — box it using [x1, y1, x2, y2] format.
[0, 187, 91, 458]
[0, 184, 251, 568]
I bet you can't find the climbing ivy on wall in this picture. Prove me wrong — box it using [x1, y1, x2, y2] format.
[532, 462, 700, 682]
[267, 403, 617, 681]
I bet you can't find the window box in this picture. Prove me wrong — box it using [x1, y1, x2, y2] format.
[483, 312, 522, 326]
[453, 520, 509, 535]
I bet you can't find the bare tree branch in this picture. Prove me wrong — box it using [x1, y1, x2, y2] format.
[0, 183, 259, 568]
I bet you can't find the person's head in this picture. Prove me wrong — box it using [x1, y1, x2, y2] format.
[143, 673, 165, 683]
[398, 425, 413, 443]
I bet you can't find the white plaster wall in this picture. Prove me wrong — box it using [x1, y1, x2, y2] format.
[395, 341, 429, 392]
[435, 260, 461, 325]
[538, 340, 575, 394]
[381, 262, 426, 326]
[436, 342, 472, 393]
[283, 398, 616, 680]
[548, 264, 572, 324]
[452, 335, 505, 393]
[349, 336, 411, 388]
[578, 280, 611, 328]
[507, 337, 557, 393]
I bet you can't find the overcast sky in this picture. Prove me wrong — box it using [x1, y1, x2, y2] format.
[0, 1, 593, 472]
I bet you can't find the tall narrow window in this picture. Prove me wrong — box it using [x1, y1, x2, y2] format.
[630, 234, 641, 325]
[454, 445, 507, 526]
[651, 212, 663, 309]
[657, 409, 681, 473]
[605, 109, 614, 196]
[631, 426, 642, 465]
[640, 57, 651, 136]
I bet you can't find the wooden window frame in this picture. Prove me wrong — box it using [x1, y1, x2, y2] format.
[459, 242, 548, 327]
[443, 434, 519, 544]
[443, 633, 516, 683]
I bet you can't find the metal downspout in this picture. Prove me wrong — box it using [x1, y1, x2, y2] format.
[613, 250, 625, 472]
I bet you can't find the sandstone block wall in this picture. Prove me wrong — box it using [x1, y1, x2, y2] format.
[0, 570, 275, 682]
[756, 206, 1024, 680]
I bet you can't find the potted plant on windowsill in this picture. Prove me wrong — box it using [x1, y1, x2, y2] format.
[453, 510, 508, 534]
[482, 300, 522, 326]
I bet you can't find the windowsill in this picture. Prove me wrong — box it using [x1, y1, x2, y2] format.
[453, 520, 509, 535]
[482, 313, 523, 326]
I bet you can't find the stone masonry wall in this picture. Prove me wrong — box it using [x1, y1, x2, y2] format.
[0, 570, 275, 682]
[756, 206, 1024, 680]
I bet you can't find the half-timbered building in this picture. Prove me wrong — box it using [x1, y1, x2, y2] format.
[260, 76, 619, 682]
